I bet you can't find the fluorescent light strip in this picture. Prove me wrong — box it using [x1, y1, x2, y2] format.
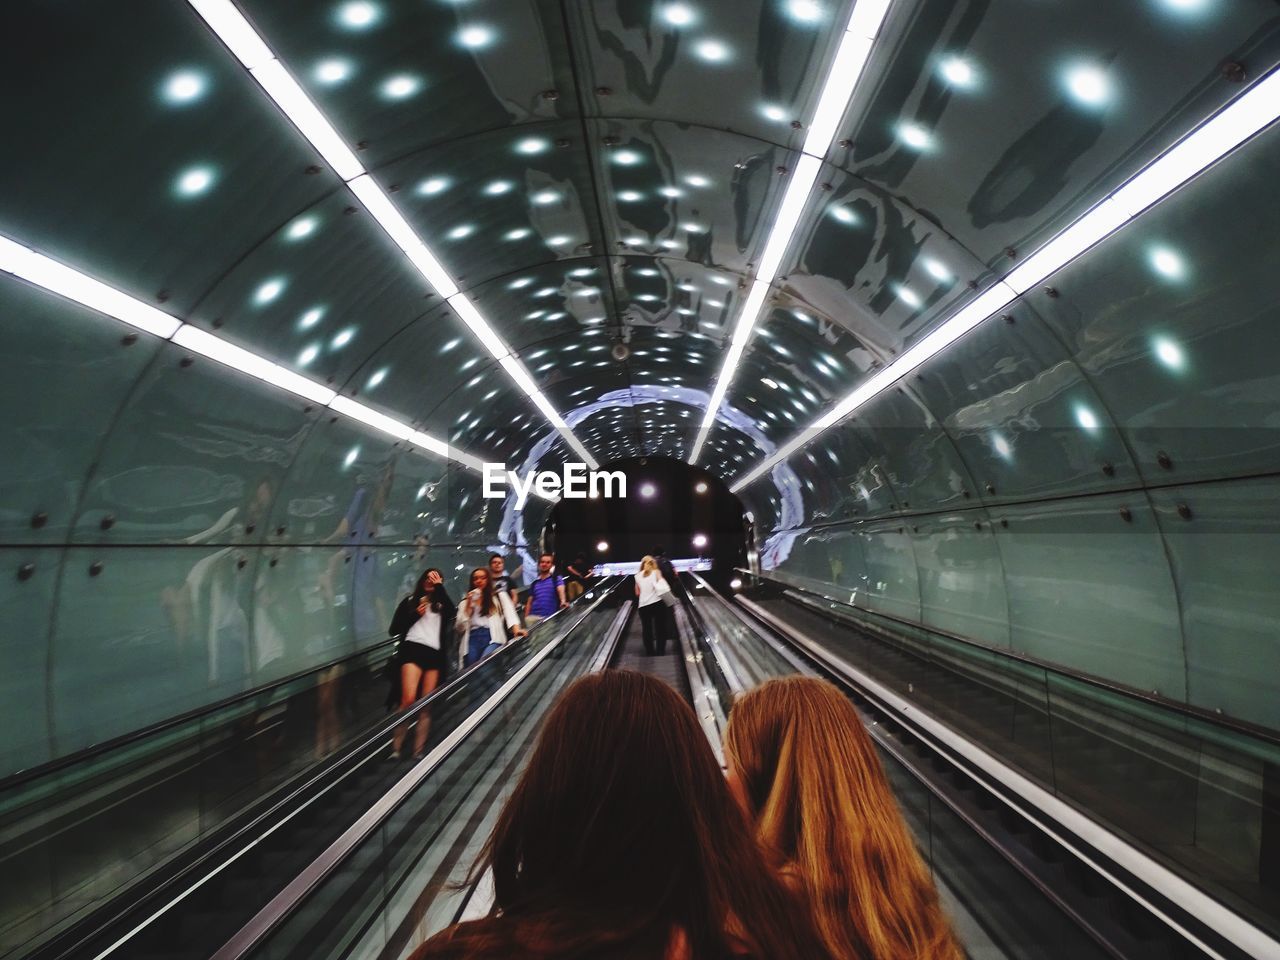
[187, 0, 594, 466]
[731, 65, 1280, 492]
[173, 326, 338, 406]
[689, 0, 894, 464]
[1, 232, 490, 473]
[0, 235, 182, 339]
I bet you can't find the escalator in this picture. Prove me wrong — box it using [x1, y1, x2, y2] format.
[676, 573, 1279, 960]
[17, 580, 629, 960]
[25, 572, 1277, 960]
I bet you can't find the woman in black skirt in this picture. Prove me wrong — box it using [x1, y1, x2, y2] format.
[388, 568, 454, 759]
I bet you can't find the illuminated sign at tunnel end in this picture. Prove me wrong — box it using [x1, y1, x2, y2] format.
[483, 463, 626, 507]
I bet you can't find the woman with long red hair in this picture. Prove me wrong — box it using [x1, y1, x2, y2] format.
[410, 670, 830, 960]
[724, 676, 963, 960]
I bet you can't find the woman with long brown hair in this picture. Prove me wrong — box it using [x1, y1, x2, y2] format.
[724, 676, 963, 960]
[410, 670, 831, 960]
[456, 566, 523, 668]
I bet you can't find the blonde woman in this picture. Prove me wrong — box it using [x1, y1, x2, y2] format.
[724, 676, 963, 960]
[633, 555, 670, 656]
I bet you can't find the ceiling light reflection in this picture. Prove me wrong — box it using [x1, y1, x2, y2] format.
[1149, 246, 1186, 279]
[163, 70, 207, 104]
[1064, 64, 1111, 106]
[939, 56, 974, 87]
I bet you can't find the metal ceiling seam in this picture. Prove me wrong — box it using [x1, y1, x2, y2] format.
[185, 0, 600, 472]
[731, 62, 1280, 493]
[688, 0, 895, 465]
[0, 230, 497, 476]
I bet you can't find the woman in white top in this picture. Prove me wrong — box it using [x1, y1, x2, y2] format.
[634, 556, 671, 656]
[457, 567, 525, 668]
[387, 568, 454, 760]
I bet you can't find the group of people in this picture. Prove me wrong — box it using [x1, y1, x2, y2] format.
[409, 670, 963, 959]
[386, 553, 578, 760]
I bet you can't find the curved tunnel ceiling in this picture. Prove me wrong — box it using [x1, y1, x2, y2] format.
[3, 0, 1280, 764]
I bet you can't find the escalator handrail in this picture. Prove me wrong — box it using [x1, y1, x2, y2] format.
[735, 593, 1279, 960]
[208, 582, 624, 960]
[739, 568, 1280, 750]
[0, 637, 398, 796]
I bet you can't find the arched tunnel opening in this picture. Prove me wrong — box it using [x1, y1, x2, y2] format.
[542, 456, 749, 589]
[3, 1, 1280, 957]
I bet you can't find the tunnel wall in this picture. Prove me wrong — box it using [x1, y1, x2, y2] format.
[744, 116, 1280, 733]
[0, 282, 548, 778]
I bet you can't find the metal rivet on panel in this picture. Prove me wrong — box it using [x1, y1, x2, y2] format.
[775, 165, 788, 175]
[387, 183, 400, 193]
[540, 89, 559, 100]
[355, 140, 370, 151]
[30, 512, 48, 529]
[156, 290, 170, 303]
[602, 135, 620, 146]
[837, 138, 852, 148]
[304, 164, 322, 175]
[17, 563, 35, 581]
[1157, 451, 1173, 470]
[269, 557, 278, 567]
[790, 120, 803, 130]
[276, 526, 286, 536]
[1177, 502, 1193, 520]
[179, 356, 194, 368]
[1101, 461, 1115, 477]
[819, 181, 833, 191]
[89, 561, 103, 577]
[121, 333, 139, 347]
[236, 557, 247, 569]
[1000, 518, 1008, 528]
[343, 205, 358, 215]
[974, 521, 982, 530]
[595, 86, 612, 96]
[961, 490, 971, 499]
[245, 523, 256, 534]
[1119, 506, 1133, 522]
[967, 280, 978, 290]
[985, 483, 996, 495]
[1001, 314, 1015, 325]
[211, 318, 223, 329]
[1044, 286, 1059, 298]
[555, 138, 571, 148]
[1221, 60, 1247, 83]
[344, 556, 351, 563]
[99, 515, 115, 531]
[1004, 247, 1017, 259]
[303, 405, 314, 414]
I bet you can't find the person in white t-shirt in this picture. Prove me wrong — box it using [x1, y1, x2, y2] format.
[387, 568, 455, 760]
[634, 556, 671, 656]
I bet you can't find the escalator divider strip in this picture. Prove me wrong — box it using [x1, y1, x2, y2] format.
[735, 596, 1275, 960]
[207, 588, 618, 960]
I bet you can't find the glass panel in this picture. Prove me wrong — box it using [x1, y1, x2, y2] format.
[910, 511, 1009, 646]
[0, 280, 160, 545]
[1148, 480, 1280, 731]
[992, 495, 1185, 698]
[1035, 119, 1280, 486]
